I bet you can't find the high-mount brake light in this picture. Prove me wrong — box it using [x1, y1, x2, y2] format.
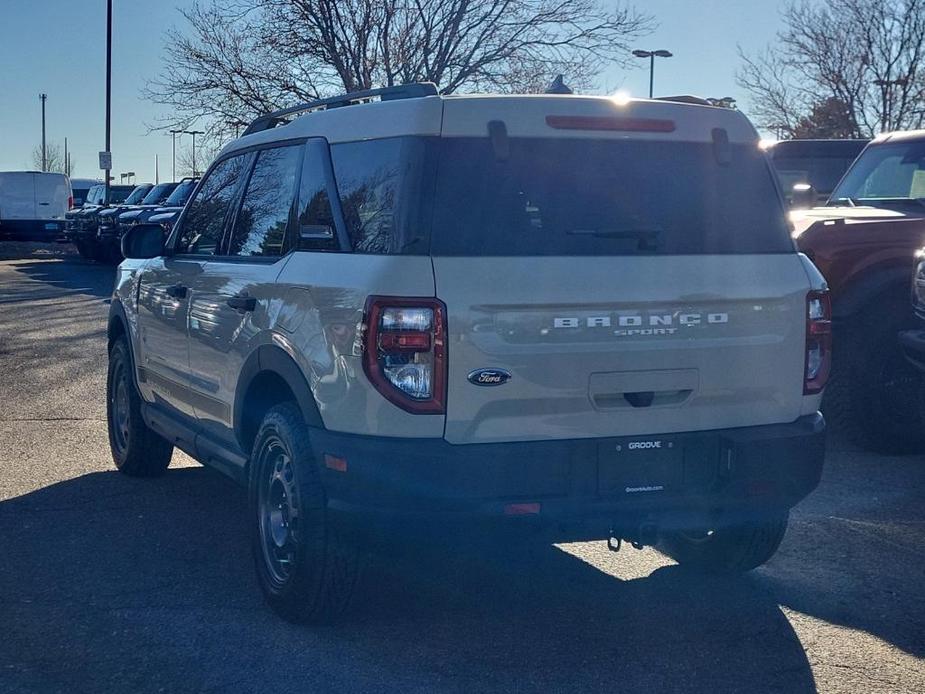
[545, 115, 676, 133]
[363, 297, 447, 414]
[804, 290, 832, 394]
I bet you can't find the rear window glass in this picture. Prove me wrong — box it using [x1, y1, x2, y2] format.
[330, 138, 429, 254]
[430, 138, 793, 256]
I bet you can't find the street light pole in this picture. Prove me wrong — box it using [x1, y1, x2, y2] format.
[169, 129, 183, 181]
[104, 0, 112, 200]
[184, 130, 204, 176]
[39, 94, 47, 171]
[632, 49, 673, 98]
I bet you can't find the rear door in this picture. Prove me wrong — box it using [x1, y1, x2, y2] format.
[136, 153, 249, 418]
[185, 142, 306, 450]
[0, 173, 37, 220]
[430, 129, 811, 445]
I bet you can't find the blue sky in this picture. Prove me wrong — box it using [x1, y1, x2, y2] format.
[0, 0, 786, 182]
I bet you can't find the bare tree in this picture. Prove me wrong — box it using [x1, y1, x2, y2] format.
[176, 139, 223, 178]
[146, 0, 653, 141]
[30, 143, 76, 176]
[738, 0, 925, 138]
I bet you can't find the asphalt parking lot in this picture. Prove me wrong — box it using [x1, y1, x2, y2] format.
[0, 244, 923, 693]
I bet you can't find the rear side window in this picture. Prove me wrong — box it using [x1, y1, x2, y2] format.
[430, 138, 793, 256]
[227, 145, 300, 257]
[330, 138, 429, 254]
[175, 154, 248, 255]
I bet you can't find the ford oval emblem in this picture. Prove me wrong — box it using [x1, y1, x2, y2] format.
[467, 368, 512, 386]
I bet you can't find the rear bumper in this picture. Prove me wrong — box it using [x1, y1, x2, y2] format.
[899, 329, 925, 370]
[0, 219, 65, 241]
[311, 413, 826, 539]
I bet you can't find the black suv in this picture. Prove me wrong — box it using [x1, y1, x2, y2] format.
[64, 184, 136, 260]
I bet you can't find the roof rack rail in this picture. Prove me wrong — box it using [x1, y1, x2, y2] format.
[655, 95, 713, 106]
[241, 82, 439, 136]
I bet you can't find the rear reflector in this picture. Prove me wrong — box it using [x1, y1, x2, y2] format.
[503, 502, 541, 516]
[324, 454, 347, 472]
[545, 115, 676, 132]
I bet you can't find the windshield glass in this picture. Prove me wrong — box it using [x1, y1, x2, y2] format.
[141, 183, 178, 205]
[124, 185, 152, 205]
[831, 141, 925, 204]
[109, 187, 133, 204]
[86, 185, 104, 205]
[431, 138, 792, 256]
[164, 179, 197, 206]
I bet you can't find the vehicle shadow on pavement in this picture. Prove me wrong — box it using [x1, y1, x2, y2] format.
[0, 466, 820, 693]
[2, 255, 114, 303]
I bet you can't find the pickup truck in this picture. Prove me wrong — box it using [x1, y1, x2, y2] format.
[793, 130, 925, 452]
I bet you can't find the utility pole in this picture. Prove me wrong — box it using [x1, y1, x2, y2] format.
[64, 137, 68, 176]
[104, 0, 112, 201]
[39, 94, 47, 171]
[184, 130, 204, 176]
[169, 129, 183, 181]
[155, 154, 159, 184]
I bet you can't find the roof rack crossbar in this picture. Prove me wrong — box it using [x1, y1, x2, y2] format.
[241, 82, 439, 136]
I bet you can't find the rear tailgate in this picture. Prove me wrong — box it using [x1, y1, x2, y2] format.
[436, 255, 809, 444]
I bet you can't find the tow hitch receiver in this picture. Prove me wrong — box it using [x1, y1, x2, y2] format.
[608, 522, 660, 552]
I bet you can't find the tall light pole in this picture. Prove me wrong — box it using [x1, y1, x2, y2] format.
[184, 130, 204, 176]
[169, 129, 183, 181]
[104, 0, 112, 201]
[39, 94, 47, 171]
[632, 49, 673, 98]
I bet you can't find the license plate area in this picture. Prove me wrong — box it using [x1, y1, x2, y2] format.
[597, 436, 719, 496]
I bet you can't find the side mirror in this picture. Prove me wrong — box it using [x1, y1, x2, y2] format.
[790, 183, 817, 209]
[121, 223, 165, 259]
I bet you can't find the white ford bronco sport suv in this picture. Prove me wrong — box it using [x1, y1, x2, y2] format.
[108, 83, 829, 623]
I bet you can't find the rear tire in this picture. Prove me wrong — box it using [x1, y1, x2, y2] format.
[659, 512, 789, 573]
[250, 402, 359, 623]
[823, 307, 925, 454]
[106, 337, 173, 476]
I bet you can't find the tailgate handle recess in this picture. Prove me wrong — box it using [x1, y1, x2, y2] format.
[590, 370, 698, 411]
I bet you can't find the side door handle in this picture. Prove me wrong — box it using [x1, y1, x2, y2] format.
[227, 293, 256, 313]
[165, 283, 187, 299]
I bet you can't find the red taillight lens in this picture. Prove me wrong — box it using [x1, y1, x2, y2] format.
[362, 296, 447, 414]
[804, 290, 832, 394]
[68, 195, 74, 210]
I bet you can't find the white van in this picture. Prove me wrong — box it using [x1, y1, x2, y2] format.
[0, 171, 71, 240]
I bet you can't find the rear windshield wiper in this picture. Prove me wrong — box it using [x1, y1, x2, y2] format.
[567, 228, 662, 250]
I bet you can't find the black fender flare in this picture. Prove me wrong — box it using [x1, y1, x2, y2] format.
[833, 267, 912, 319]
[234, 344, 324, 442]
[107, 297, 128, 345]
[106, 298, 144, 391]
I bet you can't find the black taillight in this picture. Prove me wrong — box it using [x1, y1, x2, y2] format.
[804, 290, 832, 394]
[362, 296, 447, 414]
